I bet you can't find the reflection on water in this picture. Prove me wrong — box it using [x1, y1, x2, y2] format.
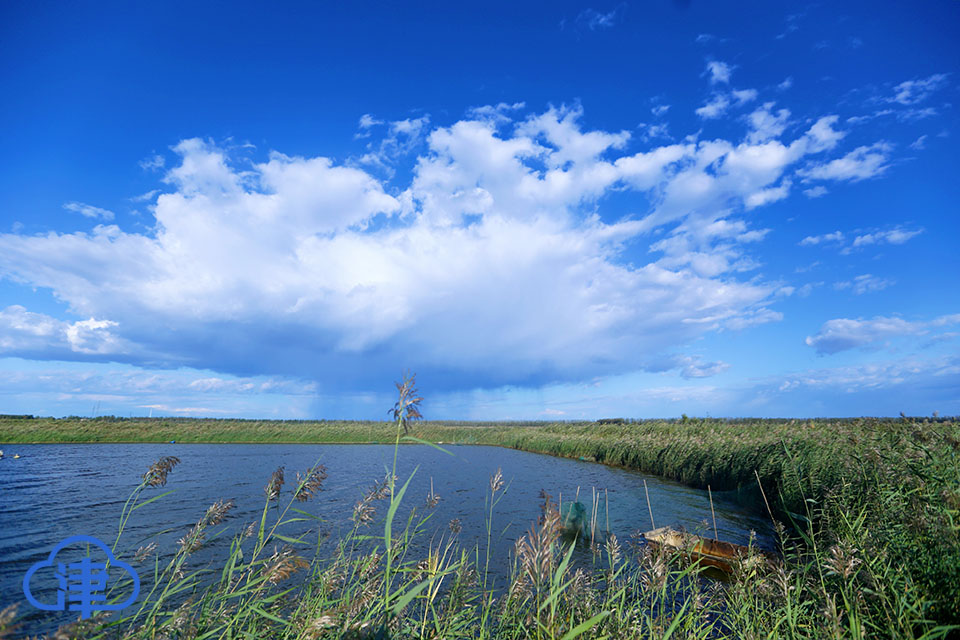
[0, 443, 773, 633]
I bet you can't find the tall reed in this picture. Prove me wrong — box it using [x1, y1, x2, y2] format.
[3, 408, 958, 637]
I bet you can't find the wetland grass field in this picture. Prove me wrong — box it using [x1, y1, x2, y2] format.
[1, 414, 958, 639]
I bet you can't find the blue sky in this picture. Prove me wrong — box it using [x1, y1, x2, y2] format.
[0, 1, 958, 419]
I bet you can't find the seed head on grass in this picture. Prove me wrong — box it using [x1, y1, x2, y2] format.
[352, 473, 393, 526]
[134, 542, 157, 563]
[295, 464, 328, 502]
[265, 466, 285, 501]
[605, 533, 622, 567]
[514, 494, 562, 590]
[490, 467, 504, 494]
[305, 615, 339, 638]
[0, 604, 19, 640]
[640, 543, 670, 591]
[178, 499, 234, 554]
[202, 499, 234, 526]
[143, 456, 180, 487]
[389, 371, 423, 434]
[826, 542, 862, 580]
[262, 547, 310, 584]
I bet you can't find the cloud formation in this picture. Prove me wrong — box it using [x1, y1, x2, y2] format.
[695, 89, 757, 119]
[805, 314, 960, 354]
[833, 274, 894, 295]
[706, 61, 733, 84]
[0, 306, 129, 358]
[0, 100, 919, 391]
[575, 5, 626, 31]
[852, 228, 923, 247]
[64, 202, 115, 221]
[888, 73, 949, 105]
[799, 226, 923, 253]
[799, 142, 892, 182]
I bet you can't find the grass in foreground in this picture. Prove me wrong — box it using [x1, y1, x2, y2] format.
[1, 407, 958, 638]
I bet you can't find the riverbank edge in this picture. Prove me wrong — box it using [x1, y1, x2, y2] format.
[3, 416, 960, 628]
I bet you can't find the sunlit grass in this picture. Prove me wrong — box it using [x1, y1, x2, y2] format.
[1, 410, 958, 637]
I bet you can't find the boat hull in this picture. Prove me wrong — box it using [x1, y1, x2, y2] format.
[643, 526, 773, 574]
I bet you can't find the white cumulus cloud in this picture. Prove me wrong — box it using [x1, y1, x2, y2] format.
[706, 60, 733, 84]
[0, 101, 911, 390]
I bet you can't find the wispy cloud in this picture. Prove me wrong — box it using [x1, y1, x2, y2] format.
[800, 226, 923, 252]
[695, 88, 756, 119]
[852, 228, 923, 247]
[799, 231, 844, 246]
[139, 154, 165, 171]
[888, 73, 949, 105]
[140, 403, 233, 414]
[775, 12, 803, 40]
[766, 354, 960, 414]
[833, 274, 894, 295]
[798, 142, 892, 182]
[357, 114, 431, 174]
[805, 314, 960, 354]
[574, 4, 626, 31]
[63, 201, 115, 221]
[467, 101, 526, 123]
[695, 94, 731, 119]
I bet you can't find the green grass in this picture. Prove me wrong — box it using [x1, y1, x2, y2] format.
[2, 414, 959, 638]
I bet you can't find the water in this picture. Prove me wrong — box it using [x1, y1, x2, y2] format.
[0, 444, 773, 634]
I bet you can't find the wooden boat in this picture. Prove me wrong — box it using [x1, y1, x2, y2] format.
[643, 526, 774, 573]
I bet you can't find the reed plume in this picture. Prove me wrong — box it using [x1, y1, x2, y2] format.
[294, 464, 328, 502]
[0, 604, 18, 640]
[143, 456, 180, 487]
[389, 371, 422, 434]
[264, 466, 285, 501]
[490, 467, 504, 494]
[262, 547, 309, 585]
[178, 499, 234, 554]
[134, 542, 157, 563]
[352, 473, 393, 526]
[513, 494, 562, 591]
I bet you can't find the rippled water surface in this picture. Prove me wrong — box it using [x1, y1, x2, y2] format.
[0, 443, 773, 634]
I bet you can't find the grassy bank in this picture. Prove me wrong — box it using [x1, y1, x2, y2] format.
[2, 415, 959, 637]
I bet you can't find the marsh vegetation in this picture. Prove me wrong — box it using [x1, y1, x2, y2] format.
[1, 394, 958, 638]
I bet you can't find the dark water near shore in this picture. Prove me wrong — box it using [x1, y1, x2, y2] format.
[0, 443, 773, 634]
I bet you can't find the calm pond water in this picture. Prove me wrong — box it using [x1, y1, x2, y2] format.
[0, 444, 773, 634]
